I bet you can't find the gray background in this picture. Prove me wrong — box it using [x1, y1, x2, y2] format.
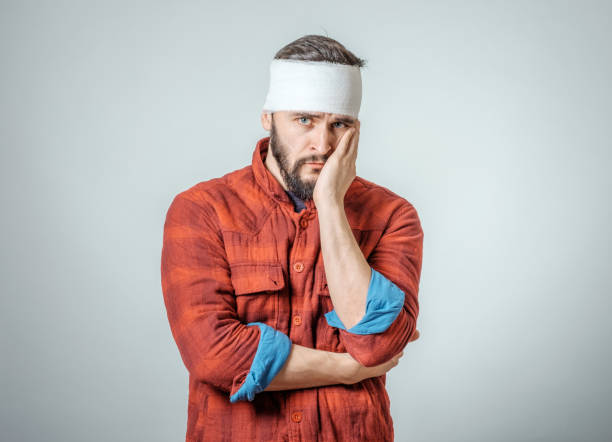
[1, 1, 611, 441]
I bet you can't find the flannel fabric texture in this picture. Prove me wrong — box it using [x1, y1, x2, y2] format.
[160, 136, 424, 441]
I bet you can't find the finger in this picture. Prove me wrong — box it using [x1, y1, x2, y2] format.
[337, 127, 356, 157]
[342, 129, 359, 167]
[351, 124, 360, 160]
[348, 120, 360, 156]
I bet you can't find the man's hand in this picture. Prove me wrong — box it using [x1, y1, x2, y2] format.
[313, 120, 361, 207]
[339, 329, 420, 385]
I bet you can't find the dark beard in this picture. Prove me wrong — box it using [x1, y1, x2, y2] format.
[268, 117, 323, 201]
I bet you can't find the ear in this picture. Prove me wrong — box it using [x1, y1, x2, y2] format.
[261, 112, 272, 131]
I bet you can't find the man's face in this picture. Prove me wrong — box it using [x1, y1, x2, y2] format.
[265, 111, 356, 200]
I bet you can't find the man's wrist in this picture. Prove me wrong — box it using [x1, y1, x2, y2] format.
[324, 351, 352, 385]
[314, 197, 344, 213]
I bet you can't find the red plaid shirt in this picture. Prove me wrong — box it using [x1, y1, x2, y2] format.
[161, 136, 424, 441]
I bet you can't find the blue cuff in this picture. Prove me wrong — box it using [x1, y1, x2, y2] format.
[324, 267, 405, 335]
[229, 322, 292, 403]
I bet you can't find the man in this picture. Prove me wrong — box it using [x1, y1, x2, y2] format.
[161, 34, 424, 441]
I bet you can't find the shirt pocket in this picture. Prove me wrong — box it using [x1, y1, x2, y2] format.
[230, 262, 285, 329]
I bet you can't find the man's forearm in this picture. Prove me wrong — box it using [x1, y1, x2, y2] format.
[318, 201, 371, 329]
[264, 344, 346, 391]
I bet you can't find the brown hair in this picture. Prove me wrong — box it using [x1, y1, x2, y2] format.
[273, 34, 367, 68]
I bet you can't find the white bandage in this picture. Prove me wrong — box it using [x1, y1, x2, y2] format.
[262, 59, 362, 119]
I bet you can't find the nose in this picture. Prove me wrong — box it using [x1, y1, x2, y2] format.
[312, 124, 334, 156]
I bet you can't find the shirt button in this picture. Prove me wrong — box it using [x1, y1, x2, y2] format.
[291, 411, 302, 423]
[293, 315, 302, 326]
[293, 262, 304, 272]
[299, 218, 308, 228]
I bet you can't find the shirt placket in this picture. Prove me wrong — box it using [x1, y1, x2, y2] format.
[286, 205, 318, 442]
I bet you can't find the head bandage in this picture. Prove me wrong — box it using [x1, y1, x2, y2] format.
[262, 59, 362, 119]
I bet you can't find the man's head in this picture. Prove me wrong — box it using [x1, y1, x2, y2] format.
[260, 35, 366, 201]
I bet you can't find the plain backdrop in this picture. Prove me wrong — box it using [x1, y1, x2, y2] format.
[1, 1, 611, 441]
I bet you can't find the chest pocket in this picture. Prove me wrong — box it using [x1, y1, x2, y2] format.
[230, 262, 285, 328]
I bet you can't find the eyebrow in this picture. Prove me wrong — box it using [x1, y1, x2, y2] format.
[290, 112, 356, 125]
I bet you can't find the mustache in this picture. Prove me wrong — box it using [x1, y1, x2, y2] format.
[299, 157, 327, 165]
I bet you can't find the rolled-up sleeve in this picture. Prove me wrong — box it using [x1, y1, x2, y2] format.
[161, 193, 291, 402]
[329, 201, 424, 367]
[324, 267, 405, 334]
[229, 322, 292, 403]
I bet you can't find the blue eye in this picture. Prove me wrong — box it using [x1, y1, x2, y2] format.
[333, 122, 346, 128]
[299, 117, 311, 124]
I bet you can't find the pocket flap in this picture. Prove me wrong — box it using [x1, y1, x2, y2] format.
[230, 263, 286, 295]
